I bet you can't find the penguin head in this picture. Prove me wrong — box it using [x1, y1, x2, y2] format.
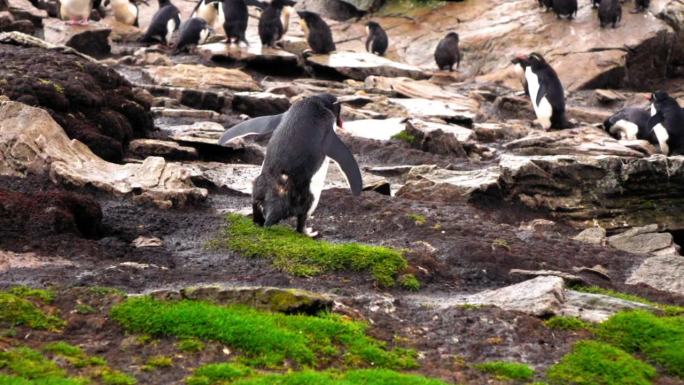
[366, 21, 380, 32]
[649, 90, 680, 113]
[649, 90, 670, 103]
[312, 93, 343, 128]
[527, 52, 547, 67]
[445, 32, 459, 41]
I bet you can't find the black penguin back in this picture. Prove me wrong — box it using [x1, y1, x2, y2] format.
[298, 11, 335, 54]
[140, 1, 180, 44]
[223, 0, 248, 43]
[434, 32, 460, 71]
[365, 21, 388, 56]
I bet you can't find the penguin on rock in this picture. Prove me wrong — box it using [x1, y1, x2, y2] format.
[297, 11, 335, 54]
[647, 91, 684, 155]
[365, 21, 388, 56]
[174, 17, 213, 53]
[258, 0, 296, 48]
[140, 0, 181, 45]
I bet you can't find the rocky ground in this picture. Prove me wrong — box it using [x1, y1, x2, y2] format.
[2, 0, 684, 384]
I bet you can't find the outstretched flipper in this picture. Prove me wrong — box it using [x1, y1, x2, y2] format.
[218, 114, 283, 146]
[323, 132, 362, 196]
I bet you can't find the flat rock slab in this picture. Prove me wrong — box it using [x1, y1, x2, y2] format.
[343, 118, 406, 141]
[389, 98, 477, 126]
[161, 121, 226, 145]
[396, 165, 501, 201]
[43, 18, 111, 57]
[608, 224, 675, 255]
[232, 91, 291, 117]
[0, 99, 206, 207]
[306, 51, 428, 81]
[626, 255, 684, 296]
[143, 64, 261, 92]
[128, 139, 199, 160]
[0, 250, 75, 273]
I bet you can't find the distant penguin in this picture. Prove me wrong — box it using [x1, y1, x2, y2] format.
[297, 11, 335, 54]
[514, 53, 570, 129]
[258, 0, 295, 48]
[552, 0, 578, 19]
[592, 0, 601, 8]
[599, 0, 621, 27]
[222, 0, 249, 45]
[604, 107, 651, 140]
[434, 32, 460, 71]
[647, 91, 684, 155]
[365, 21, 388, 56]
[538, 0, 553, 11]
[218, 94, 362, 236]
[60, 0, 92, 24]
[140, 0, 181, 45]
[633, 0, 649, 13]
[191, 0, 221, 26]
[174, 17, 213, 53]
[110, 0, 139, 26]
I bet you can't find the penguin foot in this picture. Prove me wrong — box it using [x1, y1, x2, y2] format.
[78, 18, 89, 25]
[304, 227, 319, 238]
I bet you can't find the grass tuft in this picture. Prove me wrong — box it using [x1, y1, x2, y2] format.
[186, 363, 253, 385]
[544, 316, 589, 331]
[98, 368, 137, 385]
[474, 361, 534, 381]
[406, 213, 426, 225]
[571, 286, 684, 315]
[177, 338, 205, 353]
[7, 287, 55, 303]
[42, 341, 106, 369]
[398, 274, 421, 291]
[0, 292, 64, 330]
[0, 347, 88, 385]
[597, 310, 684, 378]
[391, 130, 417, 145]
[143, 356, 173, 371]
[111, 296, 417, 369]
[546, 340, 655, 385]
[212, 214, 409, 287]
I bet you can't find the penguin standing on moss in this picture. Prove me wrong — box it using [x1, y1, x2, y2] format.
[297, 11, 335, 54]
[218, 94, 362, 237]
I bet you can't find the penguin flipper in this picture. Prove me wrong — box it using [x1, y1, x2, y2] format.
[323, 132, 362, 196]
[218, 114, 283, 145]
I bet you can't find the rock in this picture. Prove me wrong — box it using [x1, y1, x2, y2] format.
[0, 188, 102, 239]
[128, 139, 199, 161]
[0, 250, 74, 273]
[498, 154, 684, 230]
[178, 285, 333, 314]
[160, 121, 226, 146]
[342, 118, 406, 141]
[197, 42, 301, 76]
[573, 227, 607, 245]
[131, 236, 163, 248]
[509, 269, 586, 285]
[626, 255, 684, 296]
[504, 127, 653, 157]
[8, 0, 45, 27]
[185, 163, 262, 195]
[594, 89, 626, 104]
[0, 0, 7, 11]
[389, 98, 478, 126]
[403, 119, 474, 157]
[561, 290, 654, 323]
[306, 52, 428, 81]
[43, 19, 111, 57]
[365, 165, 415, 177]
[143, 64, 261, 92]
[232, 92, 291, 117]
[365, 76, 471, 102]
[607, 225, 676, 255]
[0, 38, 152, 163]
[396, 166, 501, 202]
[137, 83, 231, 112]
[0, 12, 35, 34]
[0, 100, 207, 208]
[152, 108, 222, 121]
[472, 121, 530, 143]
[294, 0, 363, 21]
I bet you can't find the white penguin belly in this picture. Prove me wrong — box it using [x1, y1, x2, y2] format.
[61, 0, 91, 19]
[166, 18, 176, 44]
[307, 157, 330, 217]
[281, 6, 292, 34]
[112, 1, 137, 25]
[525, 67, 552, 129]
[611, 120, 639, 140]
[199, 28, 211, 44]
[652, 123, 670, 155]
[198, 5, 217, 25]
[218, 5, 225, 28]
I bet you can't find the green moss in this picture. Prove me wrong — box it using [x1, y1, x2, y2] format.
[0, 347, 88, 385]
[398, 274, 420, 291]
[99, 369, 136, 385]
[571, 286, 684, 315]
[37, 79, 64, 94]
[142, 356, 173, 371]
[177, 338, 205, 353]
[406, 213, 426, 225]
[74, 304, 96, 315]
[7, 287, 55, 303]
[188, 368, 449, 385]
[546, 340, 656, 385]
[390, 130, 417, 145]
[186, 363, 253, 385]
[87, 287, 125, 297]
[212, 214, 408, 287]
[490, 239, 511, 252]
[597, 310, 684, 378]
[474, 361, 534, 381]
[42, 342, 105, 369]
[111, 296, 417, 369]
[544, 316, 589, 331]
[0, 292, 63, 330]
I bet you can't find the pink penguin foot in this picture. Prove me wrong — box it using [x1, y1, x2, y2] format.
[78, 18, 89, 25]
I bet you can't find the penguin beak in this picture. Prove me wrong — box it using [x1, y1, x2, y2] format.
[646, 94, 653, 101]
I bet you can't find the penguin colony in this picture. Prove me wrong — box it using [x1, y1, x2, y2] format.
[58, 0, 681, 232]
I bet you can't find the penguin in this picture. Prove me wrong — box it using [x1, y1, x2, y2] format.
[592, 0, 601, 8]
[258, 0, 296, 48]
[632, 0, 649, 13]
[434, 32, 460, 72]
[297, 11, 335, 54]
[647, 91, 684, 155]
[538, 0, 553, 11]
[222, 0, 249, 45]
[174, 17, 213, 54]
[191, 0, 221, 26]
[598, 0, 621, 28]
[514, 53, 570, 129]
[218, 94, 362, 236]
[110, 0, 139, 26]
[365, 21, 388, 56]
[60, 0, 92, 24]
[140, 0, 181, 45]
[511, 56, 529, 97]
[552, 0, 578, 19]
[603, 107, 651, 140]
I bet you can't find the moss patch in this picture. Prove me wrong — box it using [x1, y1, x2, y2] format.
[177, 338, 205, 353]
[398, 274, 421, 291]
[7, 287, 55, 303]
[571, 286, 684, 315]
[98, 368, 137, 385]
[0, 347, 88, 385]
[0, 292, 63, 330]
[546, 340, 655, 385]
[391, 130, 417, 145]
[474, 361, 534, 381]
[544, 316, 589, 331]
[186, 363, 253, 385]
[597, 310, 684, 378]
[212, 214, 410, 287]
[43, 342, 105, 368]
[111, 296, 417, 369]
[142, 356, 173, 371]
